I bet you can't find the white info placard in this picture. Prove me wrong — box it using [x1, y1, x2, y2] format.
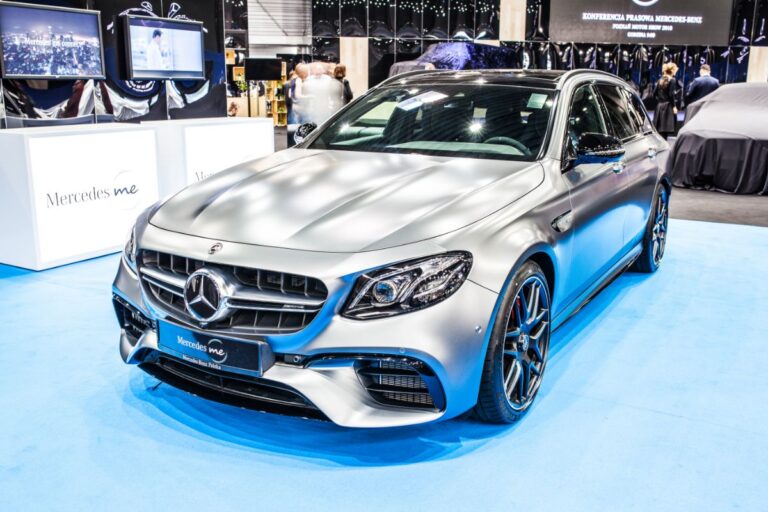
[146, 117, 275, 196]
[0, 125, 159, 270]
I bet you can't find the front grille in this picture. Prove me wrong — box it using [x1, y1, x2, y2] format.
[138, 250, 328, 335]
[356, 358, 445, 411]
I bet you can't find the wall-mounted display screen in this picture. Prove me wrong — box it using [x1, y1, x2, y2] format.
[549, 0, 733, 46]
[124, 15, 204, 80]
[0, 1, 104, 80]
[244, 58, 282, 80]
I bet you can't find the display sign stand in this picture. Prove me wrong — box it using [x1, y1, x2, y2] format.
[91, 79, 100, 124]
[166, 83, 172, 121]
[143, 117, 275, 196]
[0, 123, 160, 270]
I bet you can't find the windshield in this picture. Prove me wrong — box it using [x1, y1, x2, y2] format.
[308, 84, 556, 161]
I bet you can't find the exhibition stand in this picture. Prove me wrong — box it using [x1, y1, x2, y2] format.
[0, 123, 159, 270]
[144, 117, 274, 196]
[0, 116, 275, 271]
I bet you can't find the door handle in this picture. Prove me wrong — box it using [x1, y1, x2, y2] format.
[612, 160, 626, 173]
[648, 146, 658, 159]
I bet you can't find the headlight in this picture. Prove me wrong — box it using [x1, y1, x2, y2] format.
[123, 226, 137, 272]
[343, 252, 472, 320]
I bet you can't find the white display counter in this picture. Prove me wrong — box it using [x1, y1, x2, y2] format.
[144, 117, 275, 196]
[0, 124, 159, 271]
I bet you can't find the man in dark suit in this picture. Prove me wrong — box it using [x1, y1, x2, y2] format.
[686, 64, 720, 105]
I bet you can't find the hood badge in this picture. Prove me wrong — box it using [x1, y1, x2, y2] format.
[208, 243, 223, 255]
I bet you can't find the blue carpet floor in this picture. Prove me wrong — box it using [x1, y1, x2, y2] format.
[1, 219, 767, 511]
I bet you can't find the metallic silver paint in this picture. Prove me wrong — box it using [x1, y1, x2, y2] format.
[113, 70, 669, 428]
[149, 149, 545, 252]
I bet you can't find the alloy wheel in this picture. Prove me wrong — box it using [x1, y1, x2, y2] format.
[502, 275, 551, 411]
[652, 190, 669, 266]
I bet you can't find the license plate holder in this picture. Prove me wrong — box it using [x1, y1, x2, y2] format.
[157, 321, 273, 376]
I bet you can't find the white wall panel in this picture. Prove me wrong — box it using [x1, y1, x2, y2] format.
[248, 0, 312, 46]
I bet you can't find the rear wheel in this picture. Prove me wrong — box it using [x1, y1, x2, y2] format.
[475, 261, 551, 424]
[632, 186, 669, 273]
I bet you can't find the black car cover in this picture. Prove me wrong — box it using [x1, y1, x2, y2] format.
[668, 83, 768, 195]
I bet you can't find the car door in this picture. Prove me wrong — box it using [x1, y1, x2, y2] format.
[595, 84, 659, 250]
[561, 84, 629, 306]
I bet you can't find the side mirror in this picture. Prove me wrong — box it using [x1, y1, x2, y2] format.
[293, 122, 317, 145]
[574, 132, 625, 166]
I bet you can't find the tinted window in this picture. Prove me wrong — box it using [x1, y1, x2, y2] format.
[624, 88, 653, 134]
[309, 85, 555, 161]
[567, 85, 609, 147]
[596, 84, 635, 140]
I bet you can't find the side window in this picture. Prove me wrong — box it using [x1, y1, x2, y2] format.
[624, 89, 653, 134]
[567, 85, 609, 147]
[595, 84, 636, 140]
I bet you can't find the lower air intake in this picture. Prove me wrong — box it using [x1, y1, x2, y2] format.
[140, 355, 327, 420]
[356, 357, 445, 411]
[113, 294, 153, 341]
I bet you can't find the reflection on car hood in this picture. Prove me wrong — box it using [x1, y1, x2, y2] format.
[150, 149, 544, 252]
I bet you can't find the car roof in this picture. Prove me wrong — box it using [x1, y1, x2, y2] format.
[380, 69, 620, 90]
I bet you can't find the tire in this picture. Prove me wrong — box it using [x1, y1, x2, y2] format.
[475, 261, 552, 424]
[632, 185, 669, 273]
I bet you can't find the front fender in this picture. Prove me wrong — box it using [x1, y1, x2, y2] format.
[435, 162, 572, 317]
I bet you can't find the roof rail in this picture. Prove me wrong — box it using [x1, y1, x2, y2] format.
[560, 68, 625, 84]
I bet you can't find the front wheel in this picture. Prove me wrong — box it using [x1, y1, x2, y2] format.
[632, 186, 669, 273]
[475, 261, 552, 424]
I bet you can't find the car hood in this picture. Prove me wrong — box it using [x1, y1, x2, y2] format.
[150, 149, 544, 252]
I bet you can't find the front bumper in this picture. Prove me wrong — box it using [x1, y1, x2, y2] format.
[113, 242, 498, 428]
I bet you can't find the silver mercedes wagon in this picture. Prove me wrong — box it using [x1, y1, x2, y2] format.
[113, 69, 670, 428]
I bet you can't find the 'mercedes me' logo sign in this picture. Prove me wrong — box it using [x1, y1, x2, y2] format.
[44, 171, 141, 210]
[46, 185, 138, 207]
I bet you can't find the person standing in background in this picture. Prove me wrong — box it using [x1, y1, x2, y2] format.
[686, 64, 720, 105]
[334, 64, 354, 106]
[289, 63, 309, 124]
[301, 62, 343, 125]
[653, 62, 680, 140]
[285, 70, 297, 123]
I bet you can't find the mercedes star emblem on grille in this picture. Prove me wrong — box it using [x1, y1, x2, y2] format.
[183, 269, 230, 323]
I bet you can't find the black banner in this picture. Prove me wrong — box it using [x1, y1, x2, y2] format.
[549, 0, 733, 46]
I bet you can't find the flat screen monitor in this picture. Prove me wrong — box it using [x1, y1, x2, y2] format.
[123, 15, 205, 81]
[549, 0, 733, 46]
[0, 1, 105, 80]
[244, 58, 282, 80]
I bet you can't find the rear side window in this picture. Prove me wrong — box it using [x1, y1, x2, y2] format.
[596, 84, 636, 140]
[624, 89, 653, 134]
